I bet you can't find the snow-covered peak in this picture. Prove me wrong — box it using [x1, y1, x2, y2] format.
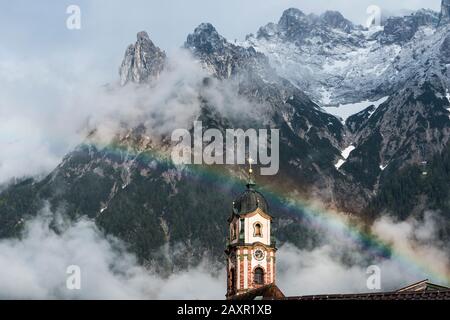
[185, 23, 227, 53]
[278, 8, 354, 33]
[373, 9, 440, 45]
[278, 8, 306, 26]
[244, 7, 448, 107]
[270, 7, 359, 42]
[320, 10, 354, 32]
[185, 23, 270, 79]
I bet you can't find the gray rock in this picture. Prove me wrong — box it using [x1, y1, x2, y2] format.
[441, 33, 450, 63]
[119, 31, 166, 86]
[272, 8, 358, 44]
[439, 0, 450, 26]
[320, 10, 354, 33]
[376, 9, 439, 45]
[184, 23, 269, 79]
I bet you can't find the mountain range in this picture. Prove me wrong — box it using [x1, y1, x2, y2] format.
[1, 1, 449, 271]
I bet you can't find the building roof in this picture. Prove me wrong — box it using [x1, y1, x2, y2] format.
[287, 290, 450, 300]
[229, 280, 450, 301]
[396, 279, 450, 292]
[230, 284, 285, 300]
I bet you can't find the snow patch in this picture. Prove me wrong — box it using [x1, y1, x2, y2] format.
[319, 87, 332, 105]
[341, 145, 356, 159]
[446, 89, 450, 119]
[335, 159, 346, 170]
[325, 96, 389, 122]
[335, 145, 356, 170]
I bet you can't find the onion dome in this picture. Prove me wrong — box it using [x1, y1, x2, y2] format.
[233, 187, 269, 215]
[232, 158, 270, 215]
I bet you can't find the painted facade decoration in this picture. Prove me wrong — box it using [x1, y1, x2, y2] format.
[225, 165, 277, 299]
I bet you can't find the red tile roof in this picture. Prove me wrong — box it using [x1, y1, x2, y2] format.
[287, 290, 450, 300]
[229, 280, 450, 300]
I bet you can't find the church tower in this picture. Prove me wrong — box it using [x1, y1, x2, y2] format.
[225, 161, 277, 299]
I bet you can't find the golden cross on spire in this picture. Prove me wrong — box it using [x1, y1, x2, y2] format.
[248, 157, 254, 175]
[246, 157, 256, 189]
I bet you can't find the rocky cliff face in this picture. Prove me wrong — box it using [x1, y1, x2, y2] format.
[343, 22, 450, 183]
[441, 34, 450, 63]
[440, 0, 450, 26]
[119, 31, 167, 85]
[184, 23, 359, 211]
[184, 23, 270, 79]
[245, 8, 446, 106]
[256, 7, 363, 47]
[374, 9, 439, 45]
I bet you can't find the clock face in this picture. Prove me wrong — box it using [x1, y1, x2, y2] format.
[254, 249, 265, 261]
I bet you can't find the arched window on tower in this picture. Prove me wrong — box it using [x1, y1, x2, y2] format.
[254, 223, 262, 237]
[254, 267, 264, 285]
[229, 268, 236, 293]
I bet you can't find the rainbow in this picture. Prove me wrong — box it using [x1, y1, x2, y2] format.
[82, 140, 450, 285]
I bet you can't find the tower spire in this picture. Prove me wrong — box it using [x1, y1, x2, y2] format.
[246, 157, 256, 189]
[227, 157, 276, 299]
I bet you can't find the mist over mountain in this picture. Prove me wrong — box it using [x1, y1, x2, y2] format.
[0, 1, 449, 292]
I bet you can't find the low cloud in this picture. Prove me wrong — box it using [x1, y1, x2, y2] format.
[277, 211, 450, 296]
[0, 49, 207, 184]
[0, 47, 268, 185]
[0, 206, 225, 299]
[0, 208, 447, 299]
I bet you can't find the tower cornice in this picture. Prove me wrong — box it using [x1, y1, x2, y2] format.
[226, 242, 277, 251]
[239, 207, 273, 220]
